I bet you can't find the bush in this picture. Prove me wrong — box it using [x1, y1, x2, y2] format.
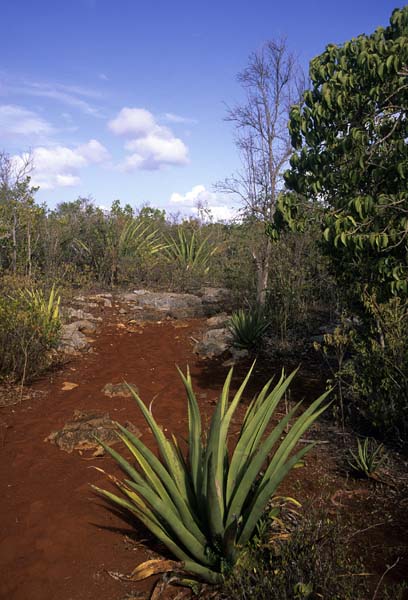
[92, 364, 329, 584]
[222, 509, 369, 600]
[266, 230, 336, 343]
[0, 285, 61, 383]
[342, 296, 408, 448]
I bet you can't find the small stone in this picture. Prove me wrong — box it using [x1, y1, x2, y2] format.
[102, 382, 139, 397]
[61, 382, 79, 391]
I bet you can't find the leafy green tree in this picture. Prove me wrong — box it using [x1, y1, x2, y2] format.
[0, 151, 40, 277]
[285, 7, 408, 302]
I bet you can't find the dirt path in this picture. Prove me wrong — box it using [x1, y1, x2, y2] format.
[0, 314, 217, 600]
[0, 309, 407, 599]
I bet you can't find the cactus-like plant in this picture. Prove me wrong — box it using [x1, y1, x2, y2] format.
[92, 364, 329, 584]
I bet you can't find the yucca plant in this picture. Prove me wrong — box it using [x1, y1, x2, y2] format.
[228, 307, 271, 349]
[347, 437, 387, 478]
[17, 283, 61, 326]
[163, 228, 217, 273]
[92, 364, 329, 584]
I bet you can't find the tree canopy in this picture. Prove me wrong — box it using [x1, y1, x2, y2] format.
[285, 7, 408, 300]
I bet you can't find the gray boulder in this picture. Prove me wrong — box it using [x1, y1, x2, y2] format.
[120, 290, 205, 319]
[59, 320, 96, 354]
[194, 327, 234, 358]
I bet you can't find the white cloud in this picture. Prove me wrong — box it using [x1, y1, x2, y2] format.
[2, 78, 103, 117]
[108, 108, 156, 137]
[0, 104, 54, 138]
[170, 184, 210, 206]
[77, 139, 110, 163]
[109, 107, 189, 170]
[15, 139, 110, 190]
[163, 112, 198, 125]
[170, 185, 237, 222]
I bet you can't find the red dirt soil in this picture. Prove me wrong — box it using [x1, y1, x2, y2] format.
[0, 311, 407, 599]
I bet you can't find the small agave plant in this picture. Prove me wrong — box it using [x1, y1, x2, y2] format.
[92, 364, 329, 584]
[228, 307, 271, 350]
[348, 437, 387, 478]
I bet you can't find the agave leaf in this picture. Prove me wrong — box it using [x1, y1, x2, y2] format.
[126, 384, 194, 502]
[117, 432, 172, 504]
[227, 369, 298, 504]
[226, 401, 302, 526]
[238, 444, 315, 545]
[95, 437, 148, 485]
[207, 452, 225, 539]
[92, 485, 192, 563]
[116, 424, 206, 544]
[264, 392, 331, 477]
[182, 561, 224, 585]
[124, 479, 212, 567]
[177, 366, 203, 497]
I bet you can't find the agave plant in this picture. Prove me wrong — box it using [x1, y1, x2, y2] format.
[92, 364, 329, 584]
[348, 437, 386, 478]
[228, 307, 271, 349]
[17, 284, 61, 327]
[163, 228, 217, 273]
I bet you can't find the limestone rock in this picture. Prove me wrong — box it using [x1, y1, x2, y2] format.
[102, 382, 139, 397]
[66, 307, 101, 322]
[194, 328, 233, 358]
[59, 320, 97, 353]
[45, 410, 140, 454]
[206, 312, 230, 329]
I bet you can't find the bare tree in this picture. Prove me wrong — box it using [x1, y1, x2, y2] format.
[217, 39, 304, 306]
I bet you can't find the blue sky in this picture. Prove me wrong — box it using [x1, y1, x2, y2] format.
[0, 0, 403, 219]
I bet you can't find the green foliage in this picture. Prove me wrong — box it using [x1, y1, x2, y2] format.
[222, 509, 368, 599]
[92, 365, 329, 584]
[342, 296, 408, 446]
[286, 6, 408, 302]
[228, 307, 270, 349]
[0, 285, 61, 383]
[76, 214, 165, 286]
[348, 437, 387, 478]
[267, 229, 336, 343]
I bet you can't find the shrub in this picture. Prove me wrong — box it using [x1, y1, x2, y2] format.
[0, 285, 61, 383]
[342, 296, 408, 448]
[222, 509, 369, 600]
[228, 307, 271, 350]
[92, 364, 329, 584]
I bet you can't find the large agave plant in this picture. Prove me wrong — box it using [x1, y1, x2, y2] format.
[92, 364, 329, 584]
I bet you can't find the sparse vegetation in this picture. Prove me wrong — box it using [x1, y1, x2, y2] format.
[0, 284, 61, 383]
[222, 509, 369, 600]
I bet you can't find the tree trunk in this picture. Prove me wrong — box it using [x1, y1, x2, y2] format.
[26, 220, 32, 279]
[11, 206, 17, 275]
[254, 236, 272, 307]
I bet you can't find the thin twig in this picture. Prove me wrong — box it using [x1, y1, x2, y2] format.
[347, 521, 387, 541]
[372, 557, 400, 600]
